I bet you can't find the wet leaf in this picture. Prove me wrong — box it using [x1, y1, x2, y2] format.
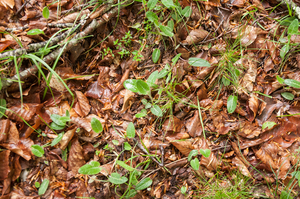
[151, 105, 163, 117]
[188, 57, 211, 67]
[227, 95, 237, 114]
[136, 80, 150, 95]
[190, 158, 200, 170]
[124, 79, 138, 93]
[126, 122, 135, 138]
[152, 49, 160, 63]
[27, 29, 44, 35]
[31, 145, 44, 157]
[38, 179, 49, 195]
[135, 177, 152, 190]
[262, 121, 277, 130]
[91, 117, 103, 133]
[281, 92, 294, 100]
[284, 79, 300, 88]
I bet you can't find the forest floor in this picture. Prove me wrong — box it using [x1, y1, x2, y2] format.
[1, 0, 300, 198]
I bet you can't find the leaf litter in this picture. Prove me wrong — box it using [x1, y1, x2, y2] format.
[1, 0, 300, 198]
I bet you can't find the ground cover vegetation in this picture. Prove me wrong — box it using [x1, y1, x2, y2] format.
[1, 0, 300, 198]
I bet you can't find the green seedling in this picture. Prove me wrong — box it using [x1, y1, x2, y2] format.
[276, 75, 300, 100]
[280, 19, 299, 60]
[38, 179, 49, 195]
[188, 149, 211, 171]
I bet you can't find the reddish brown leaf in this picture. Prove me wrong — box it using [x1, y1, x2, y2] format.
[248, 94, 259, 121]
[185, 110, 203, 137]
[162, 116, 183, 133]
[183, 28, 208, 45]
[75, 91, 91, 117]
[0, 119, 10, 143]
[0, 150, 10, 180]
[232, 157, 251, 177]
[59, 128, 76, 150]
[6, 104, 42, 122]
[68, 137, 86, 174]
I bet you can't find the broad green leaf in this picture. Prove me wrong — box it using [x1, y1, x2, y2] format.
[288, 19, 299, 35]
[136, 80, 150, 95]
[35, 182, 40, 188]
[126, 122, 135, 138]
[31, 145, 44, 157]
[159, 24, 174, 37]
[262, 121, 277, 130]
[147, 0, 158, 10]
[135, 109, 147, 118]
[188, 57, 211, 67]
[50, 114, 66, 126]
[27, 29, 45, 35]
[0, 99, 6, 118]
[200, 149, 211, 158]
[145, 103, 152, 109]
[181, 6, 192, 17]
[112, 140, 119, 145]
[280, 190, 293, 199]
[280, 16, 297, 26]
[167, 20, 174, 30]
[157, 68, 169, 79]
[50, 122, 65, 130]
[91, 117, 103, 133]
[126, 189, 137, 198]
[222, 77, 230, 86]
[181, 186, 187, 194]
[161, 0, 176, 8]
[109, 173, 128, 184]
[227, 95, 237, 114]
[124, 142, 132, 150]
[51, 132, 64, 146]
[116, 160, 134, 171]
[146, 11, 158, 23]
[281, 92, 294, 100]
[38, 179, 49, 195]
[151, 105, 163, 117]
[292, 171, 300, 179]
[78, 161, 102, 175]
[152, 49, 161, 63]
[42, 7, 50, 19]
[124, 79, 138, 93]
[147, 71, 159, 87]
[135, 177, 153, 190]
[280, 44, 289, 59]
[172, 53, 181, 65]
[141, 99, 148, 105]
[190, 158, 200, 170]
[188, 149, 199, 161]
[276, 75, 284, 84]
[284, 79, 300, 88]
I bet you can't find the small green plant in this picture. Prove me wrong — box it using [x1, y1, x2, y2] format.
[38, 179, 49, 195]
[50, 111, 70, 130]
[276, 75, 300, 100]
[102, 47, 114, 59]
[188, 149, 211, 170]
[262, 121, 277, 130]
[280, 18, 299, 60]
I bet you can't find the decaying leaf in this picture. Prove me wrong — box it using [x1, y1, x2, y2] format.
[183, 28, 209, 45]
[68, 137, 86, 174]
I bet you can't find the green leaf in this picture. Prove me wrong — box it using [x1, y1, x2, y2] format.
[227, 95, 237, 114]
[146, 11, 158, 23]
[190, 158, 200, 170]
[50, 114, 66, 126]
[161, 0, 176, 8]
[50, 122, 65, 130]
[51, 132, 64, 146]
[262, 121, 277, 130]
[31, 145, 44, 157]
[141, 99, 148, 105]
[188, 150, 199, 161]
[126, 190, 137, 198]
[167, 20, 174, 30]
[112, 140, 119, 145]
[276, 75, 284, 84]
[0, 99, 6, 118]
[291, 171, 300, 179]
[38, 179, 49, 195]
[188, 57, 211, 67]
[145, 103, 152, 109]
[135, 109, 147, 118]
[222, 77, 230, 86]
[27, 29, 45, 35]
[42, 6, 50, 19]
[78, 161, 102, 175]
[147, 0, 158, 10]
[151, 105, 163, 117]
[288, 19, 299, 35]
[172, 53, 181, 65]
[157, 67, 169, 79]
[200, 149, 211, 158]
[0, 78, 2, 91]
[147, 71, 159, 87]
[181, 186, 187, 194]
[135, 177, 153, 190]
[124, 79, 138, 93]
[284, 79, 300, 88]
[280, 190, 293, 199]
[109, 173, 128, 184]
[136, 80, 150, 95]
[159, 24, 174, 37]
[124, 142, 132, 150]
[116, 160, 134, 171]
[152, 49, 161, 64]
[181, 6, 192, 17]
[280, 44, 289, 59]
[35, 182, 40, 188]
[281, 92, 294, 100]
[91, 117, 103, 133]
[126, 122, 135, 138]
